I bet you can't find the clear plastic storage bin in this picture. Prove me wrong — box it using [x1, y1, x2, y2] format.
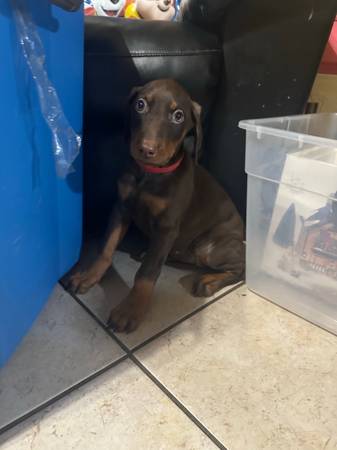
[239, 113, 337, 334]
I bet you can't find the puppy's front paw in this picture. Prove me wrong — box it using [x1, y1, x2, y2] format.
[67, 270, 100, 295]
[107, 295, 148, 334]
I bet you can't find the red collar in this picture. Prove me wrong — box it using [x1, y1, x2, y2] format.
[136, 155, 184, 174]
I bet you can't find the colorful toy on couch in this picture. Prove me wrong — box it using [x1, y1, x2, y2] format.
[84, 0, 180, 20]
[125, 0, 177, 20]
[84, 0, 128, 17]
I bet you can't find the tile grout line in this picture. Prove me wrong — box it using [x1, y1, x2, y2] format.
[1, 282, 242, 440]
[72, 296, 227, 450]
[68, 289, 238, 450]
[131, 355, 228, 450]
[0, 355, 128, 436]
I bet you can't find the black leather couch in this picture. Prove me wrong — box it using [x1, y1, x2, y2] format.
[83, 0, 336, 235]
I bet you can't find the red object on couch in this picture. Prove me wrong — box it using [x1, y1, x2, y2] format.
[319, 17, 337, 75]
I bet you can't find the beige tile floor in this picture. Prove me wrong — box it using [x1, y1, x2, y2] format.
[137, 285, 337, 450]
[1, 261, 337, 450]
[0, 361, 215, 450]
[0, 285, 124, 431]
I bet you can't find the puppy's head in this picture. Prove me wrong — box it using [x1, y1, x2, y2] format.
[127, 79, 202, 166]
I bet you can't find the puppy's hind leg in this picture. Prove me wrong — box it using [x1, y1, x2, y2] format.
[190, 236, 245, 297]
[191, 270, 244, 297]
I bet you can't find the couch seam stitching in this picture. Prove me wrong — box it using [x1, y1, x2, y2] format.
[86, 49, 222, 57]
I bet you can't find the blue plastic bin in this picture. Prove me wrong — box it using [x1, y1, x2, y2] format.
[0, 0, 83, 367]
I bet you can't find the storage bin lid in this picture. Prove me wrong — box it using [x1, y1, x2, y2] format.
[239, 113, 337, 149]
[239, 113, 337, 199]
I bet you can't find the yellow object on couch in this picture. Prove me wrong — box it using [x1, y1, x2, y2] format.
[124, 2, 140, 19]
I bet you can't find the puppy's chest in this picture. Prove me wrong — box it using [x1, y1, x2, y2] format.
[118, 175, 170, 232]
[134, 192, 170, 234]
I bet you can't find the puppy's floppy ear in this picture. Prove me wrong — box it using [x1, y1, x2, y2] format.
[191, 100, 202, 164]
[124, 86, 141, 142]
[128, 86, 141, 104]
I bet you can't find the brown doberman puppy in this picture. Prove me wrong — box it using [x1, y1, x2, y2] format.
[69, 79, 245, 332]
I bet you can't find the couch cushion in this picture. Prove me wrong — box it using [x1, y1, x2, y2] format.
[84, 16, 222, 125]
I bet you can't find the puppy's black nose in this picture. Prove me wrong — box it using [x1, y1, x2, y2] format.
[164, 0, 170, 5]
[140, 142, 157, 159]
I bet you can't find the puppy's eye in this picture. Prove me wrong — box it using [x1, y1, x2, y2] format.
[172, 109, 184, 124]
[135, 98, 147, 114]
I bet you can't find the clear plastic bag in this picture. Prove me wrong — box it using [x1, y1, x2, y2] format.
[12, 0, 81, 178]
